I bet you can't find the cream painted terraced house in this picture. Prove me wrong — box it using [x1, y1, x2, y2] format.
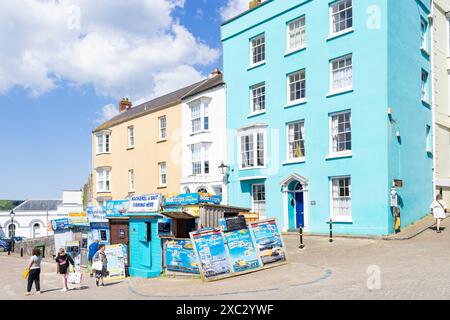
[91, 71, 225, 206]
[432, 0, 450, 202]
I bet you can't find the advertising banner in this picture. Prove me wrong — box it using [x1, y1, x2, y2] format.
[164, 239, 200, 275]
[190, 228, 232, 281]
[104, 244, 127, 282]
[105, 200, 130, 217]
[68, 212, 89, 226]
[223, 228, 262, 273]
[249, 219, 287, 266]
[128, 194, 162, 214]
[86, 206, 108, 223]
[164, 193, 222, 206]
[51, 218, 70, 231]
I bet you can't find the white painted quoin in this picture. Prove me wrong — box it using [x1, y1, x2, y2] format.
[0, 191, 83, 239]
[180, 71, 228, 203]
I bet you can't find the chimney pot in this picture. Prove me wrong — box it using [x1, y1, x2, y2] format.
[249, 0, 262, 10]
[119, 98, 132, 112]
[210, 68, 222, 78]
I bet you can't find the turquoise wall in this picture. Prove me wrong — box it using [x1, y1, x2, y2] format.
[387, 0, 432, 231]
[222, 0, 432, 236]
[129, 218, 162, 278]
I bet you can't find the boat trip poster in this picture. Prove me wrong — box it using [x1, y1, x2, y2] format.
[224, 228, 262, 273]
[165, 239, 200, 275]
[249, 219, 287, 265]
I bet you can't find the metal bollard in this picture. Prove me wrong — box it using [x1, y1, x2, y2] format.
[20, 248, 23, 257]
[299, 225, 305, 249]
[329, 219, 333, 243]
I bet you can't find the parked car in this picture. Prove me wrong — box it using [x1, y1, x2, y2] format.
[0, 239, 12, 252]
[13, 236, 26, 243]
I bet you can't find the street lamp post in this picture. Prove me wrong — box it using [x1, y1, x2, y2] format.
[9, 210, 15, 253]
[218, 162, 230, 204]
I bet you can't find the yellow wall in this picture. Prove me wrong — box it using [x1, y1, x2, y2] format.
[92, 104, 182, 204]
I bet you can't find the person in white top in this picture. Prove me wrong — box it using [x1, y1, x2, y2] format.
[430, 194, 448, 233]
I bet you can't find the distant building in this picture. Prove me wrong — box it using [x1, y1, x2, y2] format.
[0, 191, 83, 239]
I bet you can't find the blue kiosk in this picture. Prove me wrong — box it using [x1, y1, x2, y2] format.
[127, 194, 164, 278]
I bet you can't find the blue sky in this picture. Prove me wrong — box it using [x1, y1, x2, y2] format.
[0, 0, 247, 200]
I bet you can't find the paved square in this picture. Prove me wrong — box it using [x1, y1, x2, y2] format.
[2, 218, 450, 300]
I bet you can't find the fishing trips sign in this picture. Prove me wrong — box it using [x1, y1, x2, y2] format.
[164, 239, 200, 275]
[249, 219, 287, 266]
[190, 228, 232, 281]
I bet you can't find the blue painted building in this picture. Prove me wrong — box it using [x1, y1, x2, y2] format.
[222, 0, 433, 236]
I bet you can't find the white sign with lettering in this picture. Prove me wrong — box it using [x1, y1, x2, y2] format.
[128, 194, 162, 213]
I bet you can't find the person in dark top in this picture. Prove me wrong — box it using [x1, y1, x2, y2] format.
[55, 248, 75, 292]
[88, 239, 99, 277]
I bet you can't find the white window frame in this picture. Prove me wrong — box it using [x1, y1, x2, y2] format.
[159, 162, 167, 187]
[159, 116, 167, 140]
[252, 183, 266, 219]
[128, 169, 135, 192]
[128, 126, 135, 148]
[329, 0, 353, 36]
[32, 223, 41, 238]
[191, 143, 210, 176]
[330, 176, 352, 222]
[421, 69, 429, 102]
[96, 167, 111, 193]
[238, 129, 266, 170]
[250, 82, 266, 114]
[250, 33, 266, 67]
[426, 125, 432, 153]
[287, 16, 306, 53]
[190, 99, 210, 135]
[286, 120, 306, 161]
[329, 110, 352, 157]
[420, 18, 428, 52]
[287, 69, 306, 104]
[96, 132, 110, 155]
[330, 54, 353, 93]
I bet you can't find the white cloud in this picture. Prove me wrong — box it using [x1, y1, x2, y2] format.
[96, 104, 119, 124]
[0, 0, 219, 101]
[220, 0, 249, 21]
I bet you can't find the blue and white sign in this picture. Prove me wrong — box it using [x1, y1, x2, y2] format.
[105, 200, 130, 217]
[128, 194, 162, 214]
[86, 206, 108, 223]
[51, 218, 70, 231]
[164, 193, 222, 206]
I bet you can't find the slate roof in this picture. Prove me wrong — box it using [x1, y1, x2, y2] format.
[93, 74, 224, 133]
[13, 200, 62, 211]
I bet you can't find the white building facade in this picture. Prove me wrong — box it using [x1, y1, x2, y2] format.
[180, 72, 228, 203]
[432, 0, 450, 202]
[0, 191, 83, 239]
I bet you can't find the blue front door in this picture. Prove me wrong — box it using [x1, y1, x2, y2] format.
[295, 192, 304, 228]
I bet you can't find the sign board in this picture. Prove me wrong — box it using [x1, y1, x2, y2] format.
[158, 218, 173, 237]
[221, 216, 247, 232]
[105, 200, 130, 217]
[393, 179, 404, 188]
[104, 244, 127, 282]
[249, 218, 287, 266]
[164, 239, 200, 275]
[86, 206, 108, 223]
[223, 228, 262, 273]
[51, 218, 70, 231]
[128, 194, 162, 214]
[68, 212, 89, 226]
[190, 228, 232, 281]
[164, 193, 222, 206]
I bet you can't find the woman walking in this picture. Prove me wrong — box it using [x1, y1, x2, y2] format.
[92, 244, 108, 287]
[430, 194, 448, 233]
[55, 248, 75, 292]
[25, 248, 42, 296]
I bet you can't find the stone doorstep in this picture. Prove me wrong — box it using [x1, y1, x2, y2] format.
[283, 214, 442, 241]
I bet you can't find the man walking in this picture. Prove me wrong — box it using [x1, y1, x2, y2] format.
[88, 239, 99, 277]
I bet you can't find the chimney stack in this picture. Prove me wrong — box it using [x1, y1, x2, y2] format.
[210, 68, 222, 78]
[119, 98, 132, 112]
[249, 0, 262, 10]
